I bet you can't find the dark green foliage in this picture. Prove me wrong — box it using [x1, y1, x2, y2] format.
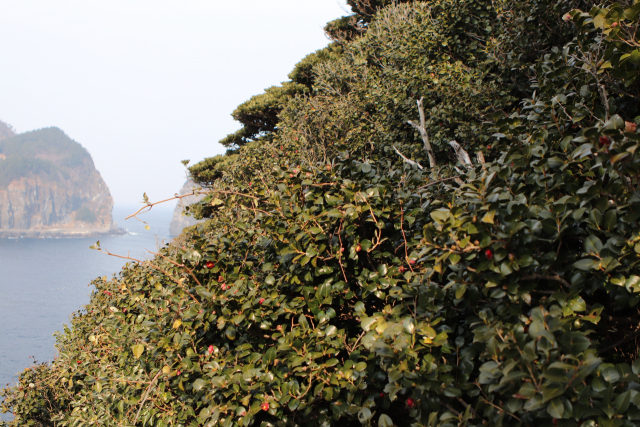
[219, 83, 308, 149]
[5, 1, 640, 426]
[0, 127, 93, 186]
[0, 157, 58, 187]
[74, 207, 97, 224]
[287, 44, 343, 88]
[189, 154, 231, 185]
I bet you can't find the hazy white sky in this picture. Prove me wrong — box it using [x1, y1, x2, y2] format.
[0, 1, 348, 205]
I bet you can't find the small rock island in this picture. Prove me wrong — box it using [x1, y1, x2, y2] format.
[0, 120, 124, 238]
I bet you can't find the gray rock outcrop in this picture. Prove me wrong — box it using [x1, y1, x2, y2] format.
[169, 180, 205, 236]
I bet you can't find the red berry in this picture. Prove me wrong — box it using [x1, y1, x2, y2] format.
[409, 259, 416, 264]
[221, 284, 227, 291]
[208, 345, 213, 354]
[177, 370, 181, 375]
[399, 266, 406, 273]
[612, 22, 618, 27]
[406, 398, 415, 408]
[77, 360, 81, 364]
[355, 244, 362, 252]
[487, 145, 491, 149]
[485, 249, 493, 260]
[379, 392, 385, 398]
[261, 402, 269, 411]
[259, 298, 265, 304]
[206, 261, 214, 269]
[218, 276, 224, 282]
[599, 136, 610, 146]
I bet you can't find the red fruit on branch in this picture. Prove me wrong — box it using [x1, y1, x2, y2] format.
[259, 298, 265, 304]
[399, 266, 406, 273]
[218, 276, 224, 283]
[599, 136, 610, 146]
[355, 244, 362, 252]
[409, 259, 416, 264]
[261, 402, 269, 411]
[379, 392, 385, 398]
[485, 249, 493, 260]
[221, 284, 228, 291]
[611, 22, 618, 27]
[406, 398, 415, 408]
[205, 261, 214, 269]
[208, 345, 213, 354]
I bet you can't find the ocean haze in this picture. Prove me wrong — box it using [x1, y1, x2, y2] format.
[0, 1, 349, 205]
[0, 204, 175, 418]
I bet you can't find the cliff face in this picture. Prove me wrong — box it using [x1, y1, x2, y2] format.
[0, 120, 15, 141]
[0, 126, 123, 238]
[169, 180, 205, 236]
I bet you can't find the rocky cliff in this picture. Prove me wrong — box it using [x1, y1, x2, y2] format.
[169, 180, 205, 236]
[0, 120, 15, 140]
[0, 126, 124, 238]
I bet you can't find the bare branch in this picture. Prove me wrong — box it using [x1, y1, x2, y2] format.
[476, 151, 486, 168]
[520, 273, 570, 290]
[125, 190, 259, 222]
[133, 370, 162, 425]
[449, 140, 472, 168]
[417, 176, 459, 189]
[407, 97, 437, 168]
[393, 145, 423, 170]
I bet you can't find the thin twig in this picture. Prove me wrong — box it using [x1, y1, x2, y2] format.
[520, 273, 570, 290]
[148, 250, 203, 297]
[125, 190, 259, 221]
[417, 177, 459, 189]
[133, 370, 163, 425]
[599, 329, 640, 354]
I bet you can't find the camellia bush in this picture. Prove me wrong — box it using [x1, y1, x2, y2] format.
[3, 0, 640, 426]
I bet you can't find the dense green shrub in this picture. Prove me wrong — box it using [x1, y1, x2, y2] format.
[0, 127, 93, 186]
[74, 207, 97, 224]
[0, 157, 58, 187]
[3, 1, 640, 426]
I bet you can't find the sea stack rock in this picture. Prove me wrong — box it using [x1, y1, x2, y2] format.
[169, 180, 205, 236]
[0, 124, 124, 238]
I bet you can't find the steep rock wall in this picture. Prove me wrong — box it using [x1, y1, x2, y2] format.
[169, 180, 205, 237]
[0, 126, 123, 238]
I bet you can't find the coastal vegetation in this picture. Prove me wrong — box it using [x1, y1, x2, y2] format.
[2, 0, 640, 426]
[0, 127, 94, 187]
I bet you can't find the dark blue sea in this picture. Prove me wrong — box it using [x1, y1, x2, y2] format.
[0, 205, 175, 420]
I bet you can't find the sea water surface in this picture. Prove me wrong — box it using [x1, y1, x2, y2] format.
[0, 205, 175, 419]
